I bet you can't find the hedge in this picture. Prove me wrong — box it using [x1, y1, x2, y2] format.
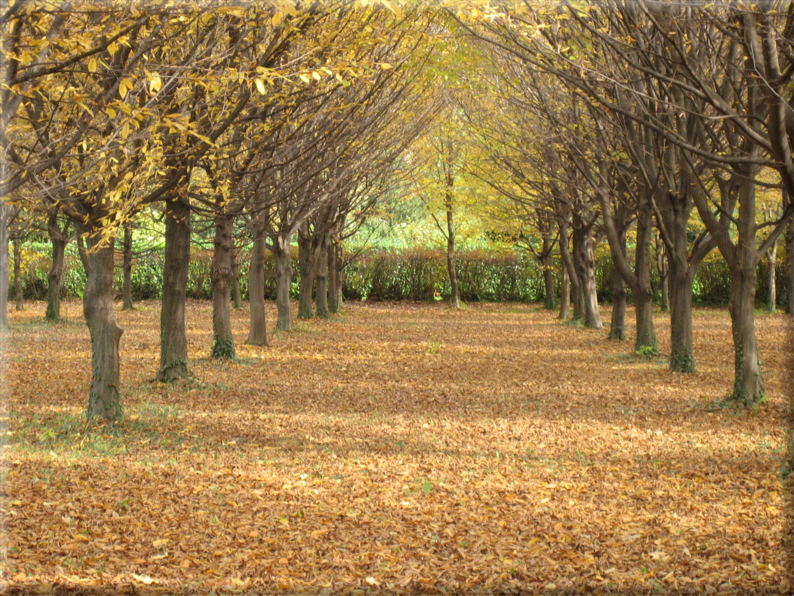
[9, 243, 791, 308]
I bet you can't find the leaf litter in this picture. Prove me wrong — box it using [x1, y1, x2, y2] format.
[1, 300, 791, 594]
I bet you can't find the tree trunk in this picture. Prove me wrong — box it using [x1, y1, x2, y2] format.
[231, 245, 242, 310]
[558, 221, 580, 320]
[633, 213, 658, 353]
[446, 205, 461, 309]
[785, 190, 794, 315]
[661, 186, 714, 373]
[0, 204, 10, 332]
[668, 259, 697, 373]
[158, 197, 191, 381]
[210, 213, 235, 360]
[246, 224, 268, 346]
[728, 262, 764, 402]
[541, 233, 555, 310]
[725, 176, 765, 404]
[606, 225, 627, 340]
[335, 243, 344, 311]
[274, 233, 293, 331]
[657, 239, 670, 313]
[572, 226, 602, 329]
[122, 225, 134, 311]
[327, 239, 339, 314]
[13, 233, 23, 311]
[83, 236, 123, 421]
[608, 261, 627, 341]
[542, 263, 555, 310]
[608, 265, 626, 340]
[600, 188, 656, 351]
[46, 230, 66, 321]
[77, 235, 92, 278]
[315, 234, 330, 318]
[297, 232, 316, 320]
[558, 262, 570, 320]
[767, 240, 777, 313]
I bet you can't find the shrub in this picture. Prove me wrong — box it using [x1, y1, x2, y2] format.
[10, 241, 788, 308]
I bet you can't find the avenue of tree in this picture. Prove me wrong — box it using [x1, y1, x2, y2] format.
[1, 0, 793, 420]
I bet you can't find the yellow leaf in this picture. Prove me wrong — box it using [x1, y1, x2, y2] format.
[132, 574, 157, 585]
[88, 57, 97, 73]
[152, 539, 168, 548]
[106, 107, 116, 119]
[379, 63, 393, 70]
[271, 11, 283, 26]
[118, 80, 128, 100]
[312, 71, 321, 81]
[299, 74, 310, 84]
[255, 78, 266, 95]
[148, 72, 162, 94]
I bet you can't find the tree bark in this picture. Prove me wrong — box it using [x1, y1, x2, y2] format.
[541, 232, 555, 310]
[446, 203, 461, 309]
[785, 190, 794, 315]
[633, 212, 657, 352]
[787, 219, 794, 316]
[0, 204, 10, 332]
[315, 234, 330, 318]
[335, 242, 343, 311]
[327, 239, 339, 314]
[158, 197, 191, 381]
[766, 239, 777, 313]
[246, 221, 268, 346]
[668, 259, 696, 373]
[122, 225, 134, 311]
[46, 224, 67, 321]
[703, 173, 766, 403]
[599, 188, 656, 351]
[77, 235, 92, 279]
[558, 221, 580, 320]
[274, 233, 294, 331]
[558, 261, 570, 319]
[729, 261, 764, 402]
[572, 226, 602, 329]
[607, 234, 627, 341]
[13, 232, 22, 311]
[83, 236, 123, 421]
[656, 236, 670, 313]
[231, 245, 242, 310]
[660, 186, 715, 373]
[210, 213, 235, 359]
[297, 231, 317, 320]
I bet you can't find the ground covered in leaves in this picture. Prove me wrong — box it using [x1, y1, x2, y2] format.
[1, 300, 792, 594]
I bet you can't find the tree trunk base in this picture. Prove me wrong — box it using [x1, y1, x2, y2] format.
[158, 361, 190, 382]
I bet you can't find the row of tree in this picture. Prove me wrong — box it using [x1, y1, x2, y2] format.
[2, 1, 792, 419]
[442, 0, 794, 405]
[0, 1, 440, 419]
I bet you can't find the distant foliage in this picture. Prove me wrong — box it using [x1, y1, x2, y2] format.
[345, 249, 546, 302]
[10, 244, 790, 308]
